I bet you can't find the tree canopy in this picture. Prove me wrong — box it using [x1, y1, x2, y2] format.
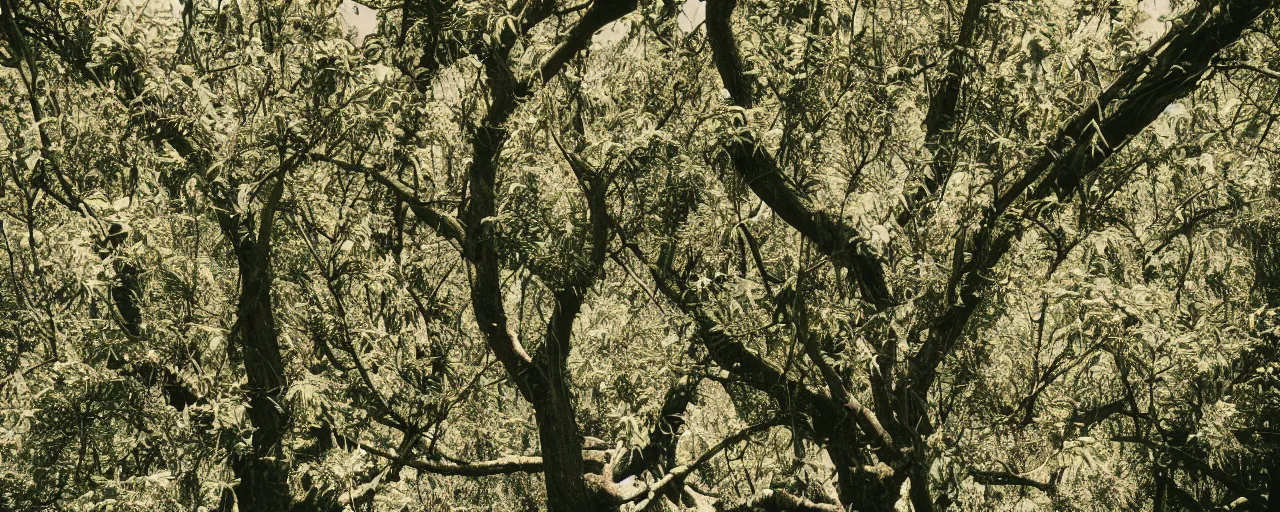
[2, 0, 1280, 510]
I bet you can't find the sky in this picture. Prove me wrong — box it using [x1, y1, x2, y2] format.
[1137, 0, 1172, 41]
[338, 0, 379, 46]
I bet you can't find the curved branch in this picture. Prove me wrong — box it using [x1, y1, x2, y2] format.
[309, 153, 465, 246]
[704, 0, 892, 307]
[458, 4, 641, 509]
[533, 0, 637, 88]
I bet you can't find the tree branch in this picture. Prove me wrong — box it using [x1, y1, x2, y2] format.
[309, 153, 465, 247]
[1001, 0, 1272, 209]
[1215, 61, 1280, 80]
[457, 4, 641, 508]
[704, 0, 892, 307]
[359, 442, 544, 476]
[613, 373, 703, 480]
[969, 469, 1054, 493]
[1065, 398, 1129, 436]
[533, 0, 637, 89]
[907, 0, 1274, 396]
[724, 489, 842, 512]
[621, 419, 785, 504]
[898, 0, 989, 227]
[1113, 435, 1266, 504]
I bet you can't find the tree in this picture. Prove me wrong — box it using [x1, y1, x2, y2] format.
[1, 0, 1279, 510]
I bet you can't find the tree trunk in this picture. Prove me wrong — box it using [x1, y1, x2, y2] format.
[230, 241, 292, 512]
[825, 431, 902, 511]
[532, 389, 592, 511]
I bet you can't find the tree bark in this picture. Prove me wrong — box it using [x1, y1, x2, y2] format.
[454, 3, 637, 509]
[229, 250, 292, 512]
[217, 188, 293, 512]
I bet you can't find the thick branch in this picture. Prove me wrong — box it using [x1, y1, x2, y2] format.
[1001, 0, 1273, 209]
[534, 0, 637, 87]
[624, 242, 899, 485]
[907, 0, 1274, 395]
[1065, 398, 1129, 435]
[360, 442, 544, 476]
[724, 489, 842, 512]
[795, 295, 897, 451]
[459, 3, 640, 509]
[704, 0, 892, 307]
[969, 469, 1054, 493]
[464, 0, 641, 390]
[622, 419, 785, 504]
[898, 0, 989, 227]
[406, 0, 559, 90]
[633, 244, 828, 415]
[613, 373, 702, 480]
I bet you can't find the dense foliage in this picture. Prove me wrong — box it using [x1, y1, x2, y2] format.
[2, 0, 1279, 510]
